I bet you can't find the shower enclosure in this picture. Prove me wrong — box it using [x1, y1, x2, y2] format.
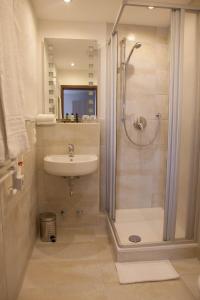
[106, 0, 200, 259]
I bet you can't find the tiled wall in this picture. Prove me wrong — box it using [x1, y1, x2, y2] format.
[36, 123, 101, 227]
[116, 24, 170, 209]
[0, 122, 37, 300]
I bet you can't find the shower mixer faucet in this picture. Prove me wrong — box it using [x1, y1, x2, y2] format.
[134, 116, 147, 131]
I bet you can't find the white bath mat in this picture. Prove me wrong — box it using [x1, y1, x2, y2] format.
[115, 260, 179, 284]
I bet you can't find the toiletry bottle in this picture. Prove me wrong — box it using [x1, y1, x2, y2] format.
[65, 113, 69, 122]
[17, 160, 23, 177]
[71, 113, 75, 122]
[75, 113, 79, 123]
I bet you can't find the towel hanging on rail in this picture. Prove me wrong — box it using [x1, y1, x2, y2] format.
[0, 0, 29, 163]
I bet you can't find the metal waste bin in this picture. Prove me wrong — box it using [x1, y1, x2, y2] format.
[39, 212, 56, 242]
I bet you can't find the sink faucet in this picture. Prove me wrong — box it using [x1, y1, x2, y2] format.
[68, 144, 75, 157]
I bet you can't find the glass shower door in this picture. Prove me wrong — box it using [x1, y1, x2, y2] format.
[114, 8, 171, 246]
[164, 9, 200, 242]
[107, 6, 200, 247]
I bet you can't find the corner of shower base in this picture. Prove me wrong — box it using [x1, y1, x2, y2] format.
[106, 215, 198, 262]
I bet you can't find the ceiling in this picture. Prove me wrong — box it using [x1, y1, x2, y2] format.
[45, 38, 98, 71]
[32, 0, 121, 23]
[31, 0, 193, 25]
[120, 6, 171, 27]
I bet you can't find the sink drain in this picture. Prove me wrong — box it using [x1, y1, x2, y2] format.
[129, 235, 142, 243]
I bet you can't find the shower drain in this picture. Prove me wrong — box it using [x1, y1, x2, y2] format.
[129, 235, 142, 243]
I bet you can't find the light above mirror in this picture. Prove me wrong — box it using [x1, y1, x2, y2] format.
[64, 0, 72, 4]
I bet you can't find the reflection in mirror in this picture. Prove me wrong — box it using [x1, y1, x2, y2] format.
[43, 38, 98, 120]
[61, 85, 97, 118]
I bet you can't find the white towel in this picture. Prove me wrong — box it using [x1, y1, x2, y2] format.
[36, 114, 56, 125]
[0, 0, 29, 162]
[115, 260, 180, 284]
[36, 121, 56, 126]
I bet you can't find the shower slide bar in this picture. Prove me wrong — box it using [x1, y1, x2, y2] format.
[109, 0, 200, 43]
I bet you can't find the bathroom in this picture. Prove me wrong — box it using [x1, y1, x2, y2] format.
[1, 0, 200, 299]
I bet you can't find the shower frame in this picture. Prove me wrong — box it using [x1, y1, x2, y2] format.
[106, 0, 200, 253]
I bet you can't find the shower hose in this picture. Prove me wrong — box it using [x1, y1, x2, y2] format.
[122, 113, 161, 147]
[121, 63, 161, 147]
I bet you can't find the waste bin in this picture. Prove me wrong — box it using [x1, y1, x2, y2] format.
[39, 212, 56, 242]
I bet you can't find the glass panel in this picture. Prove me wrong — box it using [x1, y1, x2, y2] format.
[175, 11, 199, 240]
[113, 6, 171, 245]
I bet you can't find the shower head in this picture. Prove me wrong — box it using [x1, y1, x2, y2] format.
[125, 42, 142, 65]
[135, 42, 142, 49]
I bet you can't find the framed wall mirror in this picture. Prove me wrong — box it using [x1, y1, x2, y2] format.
[43, 38, 99, 119]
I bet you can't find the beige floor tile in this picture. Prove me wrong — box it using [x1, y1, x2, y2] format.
[94, 224, 109, 238]
[94, 239, 114, 262]
[56, 226, 96, 244]
[21, 259, 104, 292]
[99, 261, 118, 285]
[181, 273, 200, 300]
[171, 259, 200, 275]
[18, 224, 197, 300]
[31, 241, 109, 262]
[104, 280, 195, 300]
[18, 288, 106, 300]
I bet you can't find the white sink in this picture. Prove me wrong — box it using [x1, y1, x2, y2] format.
[44, 154, 98, 177]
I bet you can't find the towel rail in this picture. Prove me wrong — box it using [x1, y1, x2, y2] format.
[0, 159, 15, 168]
[0, 160, 16, 179]
[0, 169, 15, 185]
[0, 159, 11, 168]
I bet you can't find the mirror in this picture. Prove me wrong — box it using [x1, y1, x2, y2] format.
[43, 38, 98, 120]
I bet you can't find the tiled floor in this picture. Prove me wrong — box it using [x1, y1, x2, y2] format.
[114, 208, 185, 245]
[18, 215, 199, 300]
